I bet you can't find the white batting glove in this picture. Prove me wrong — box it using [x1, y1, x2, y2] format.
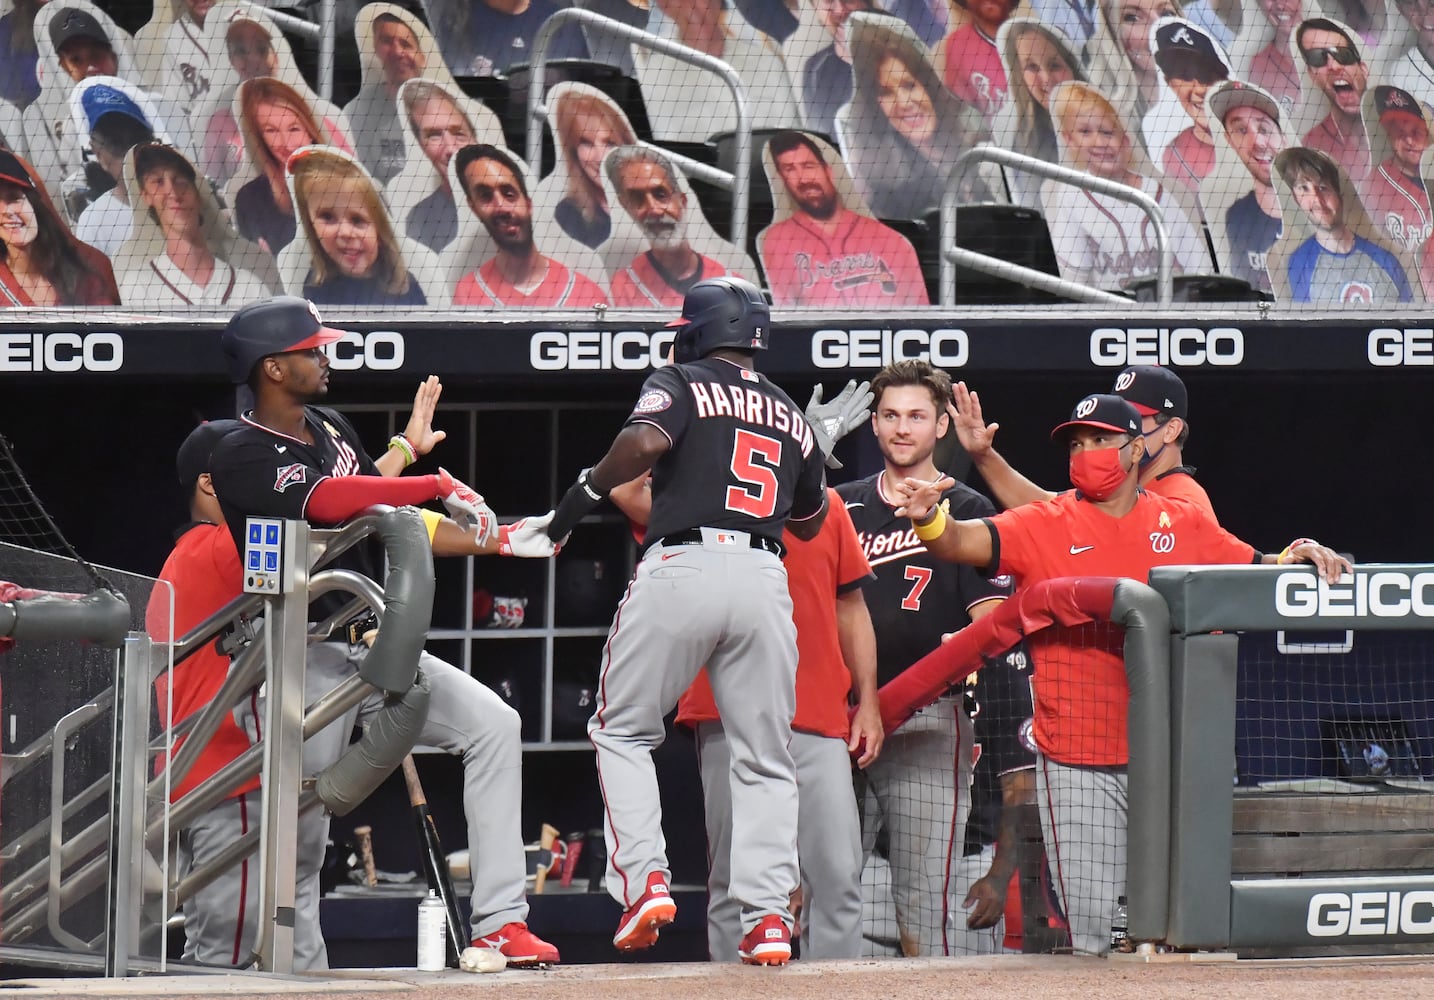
[806, 379, 874, 470]
[498, 511, 565, 558]
[437, 468, 498, 547]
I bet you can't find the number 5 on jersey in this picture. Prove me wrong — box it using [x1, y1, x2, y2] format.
[726, 428, 782, 518]
[901, 565, 933, 611]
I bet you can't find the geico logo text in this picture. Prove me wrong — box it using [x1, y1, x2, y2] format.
[323, 331, 405, 371]
[1307, 891, 1434, 936]
[1368, 329, 1434, 366]
[0, 332, 123, 372]
[1275, 571, 1434, 618]
[1090, 328, 1244, 366]
[812, 329, 968, 369]
[530, 331, 675, 371]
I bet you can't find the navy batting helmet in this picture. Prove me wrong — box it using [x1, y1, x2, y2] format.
[666, 276, 770, 364]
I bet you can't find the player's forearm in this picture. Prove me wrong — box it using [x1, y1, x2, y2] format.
[986, 769, 1036, 884]
[607, 472, 652, 529]
[430, 517, 498, 557]
[836, 589, 878, 706]
[591, 427, 670, 494]
[913, 512, 993, 567]
[374, 448, 407, 478]
[306, 475, 442, 523]
[973, 448, 1056, 509]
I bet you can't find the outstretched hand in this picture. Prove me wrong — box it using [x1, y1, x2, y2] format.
[951, 381, 997, 459]
[892, 475, 955, 522]
[499, 511, 569, 557]
[806, 379, 874, 470]
[437, 468, 497, 547]
[402, 376, 448, 457]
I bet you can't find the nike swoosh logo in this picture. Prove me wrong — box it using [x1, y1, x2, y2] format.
[1069, 545, 1095, 555]
[844, 501, 864, 509]
[275, 445, 286, 453]
[661, 552, 682, 560]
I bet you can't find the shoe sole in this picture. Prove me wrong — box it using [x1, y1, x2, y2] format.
[740, 944, 791, 966]
[613, 897, 678, 951]
[500, 954, 559, 968]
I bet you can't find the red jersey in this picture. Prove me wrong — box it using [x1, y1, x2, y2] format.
[609, 251, 731, 307]
[1304, 113, 1371, 185]
[1422, 233, 1434, 300]
[987, 490, 1256, 766]
[452, 257, 608, 308]
[942, 22, 1008, 118]
[1147, 467, 1215, 519]
[1162, 127, 1216, 191]
[146, 522, 259, 803]
[759, 209, 929, 307]
[1248, 44, 1300, 116]
[676, 489, 874, 738]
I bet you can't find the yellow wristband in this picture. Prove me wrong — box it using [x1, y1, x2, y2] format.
[913, 506, 947, 541]
[418, 508, 442, 543]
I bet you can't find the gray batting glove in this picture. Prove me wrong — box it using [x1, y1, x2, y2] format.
[806, 379, 874, 470]
[437, 467, 498, 547]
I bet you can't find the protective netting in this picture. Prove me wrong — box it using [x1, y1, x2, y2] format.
[1233, 629, 1434, 879]
[0, 436, 110, 593]
[1, 0, 1431, 311]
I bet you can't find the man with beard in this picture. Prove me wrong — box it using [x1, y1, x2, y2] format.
[759, 131, 928, 306]
[607, 145, 739, 308]
[1360, 85, 1432, 255]
[347, 11, 428, 184]
[1296, 18, 1371, 184]
[1277, 146, 1413, 303]
[1209, 81, 1286, 293]
[835, 360, 1010, 957]
[453, 144, 607, 307]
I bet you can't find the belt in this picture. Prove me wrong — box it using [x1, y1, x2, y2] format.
[648, 527, 785, 559]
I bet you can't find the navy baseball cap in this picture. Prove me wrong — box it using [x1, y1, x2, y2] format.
[80, 82, 149, 131]
[222, 296, 348, 383]
[0, 150, 34, 190]
[1112, 365, 1188, 419]
[1051, 394, 1141, 440]
[176, 419, 241, 487]
[1376, 85, 1423, 123]
[1154, 21, 1226, 80]
[49, 7, 109, 50]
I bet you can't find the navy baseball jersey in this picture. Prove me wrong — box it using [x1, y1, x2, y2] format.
[963, 648, 1038, 852]
[837, 475, 1009, 686]
[630, 357, 827, 546]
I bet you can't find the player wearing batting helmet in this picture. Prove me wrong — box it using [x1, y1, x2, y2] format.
[545, 275, 829, 966]
[892, 391, 1349, 954]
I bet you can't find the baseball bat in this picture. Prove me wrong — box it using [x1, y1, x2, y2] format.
[400, 755, 467, 966]
[533, 823, 559, 895]
[354, 825, 378, 887]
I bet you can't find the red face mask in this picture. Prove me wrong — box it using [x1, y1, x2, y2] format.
[1069, 444, 1132, 501]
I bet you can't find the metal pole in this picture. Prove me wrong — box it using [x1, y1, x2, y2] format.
[104, 633, 152, 977]
[316, 0, 335, 101]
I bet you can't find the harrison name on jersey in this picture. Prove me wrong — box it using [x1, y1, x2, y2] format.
[689, 377, 814, 455]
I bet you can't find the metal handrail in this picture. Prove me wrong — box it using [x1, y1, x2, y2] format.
[941, 145, 1173, 306]
[260, 2, 335, 100]
[526, 9, 752, 250]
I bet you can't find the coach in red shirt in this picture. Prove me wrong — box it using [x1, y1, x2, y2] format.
[892, 392, 1348, 956]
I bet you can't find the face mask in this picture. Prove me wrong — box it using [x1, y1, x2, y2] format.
[1139, 426, 1166, 468]
[1070, 443, 1132, 501]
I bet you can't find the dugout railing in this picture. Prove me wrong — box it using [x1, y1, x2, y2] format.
[0, 507, 435, 976]
[1150, 564, 1434, 954]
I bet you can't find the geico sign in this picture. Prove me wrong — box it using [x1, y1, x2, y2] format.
[530, 331, 675, 371]
[1368, 329, 1434, 366]
[1275, 571, 1434, 618]
[812, 329, 968, 369]
[323, 331, 404, 371]
[1090, 327, 1244, 366]
[1307, 891, 1434, 936]
[0, 332, 123, 372]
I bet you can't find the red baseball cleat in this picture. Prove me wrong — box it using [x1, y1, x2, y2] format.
[739, 914, 792, 966]
[472, 921, 560, 967]
[613, 871, 678, 951]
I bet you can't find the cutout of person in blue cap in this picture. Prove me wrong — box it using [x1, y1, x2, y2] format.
[71, 77, 157, 256]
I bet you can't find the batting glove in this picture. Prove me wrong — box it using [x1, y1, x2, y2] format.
[498, 511, 564, 558]
[806, 379, 874, 470]
[437, 468, 498, 547]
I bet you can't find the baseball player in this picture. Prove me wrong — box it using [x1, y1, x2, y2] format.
[207, 295, 562, 967]
[544, 276, 829, 966]
[835, 359, 1009, 957]
[953, 365, 1216, 516]
[611, 475, 884, 961]
[893, 391, 1350, 954]
[758, 131, 929, 307]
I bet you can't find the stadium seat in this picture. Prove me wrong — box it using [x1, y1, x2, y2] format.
[1123, 274, 1273, 303]
[703, 127, 801, 259]
[503, 59, 651, 177]
[916, 204, 1067, 305]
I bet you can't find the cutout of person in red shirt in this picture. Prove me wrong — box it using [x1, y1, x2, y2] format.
[452, 143, 608, 308]
[891, 391, 1348, 956]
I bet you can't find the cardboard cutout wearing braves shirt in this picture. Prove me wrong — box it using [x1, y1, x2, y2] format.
[757, 130, 928, 307]
[1142, 16, 1232, 191]
[1284, 15, 1382, 186]
[1357, 83, 1433, 255]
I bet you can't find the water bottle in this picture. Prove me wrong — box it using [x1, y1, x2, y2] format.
[417, 890, 446, 971]
[1110, 894, 1130, 953]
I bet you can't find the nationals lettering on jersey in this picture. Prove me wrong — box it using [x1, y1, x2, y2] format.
[629, 357, 827, 546]
[837, 473, 1010, 686]
[210, 407, 377, 555]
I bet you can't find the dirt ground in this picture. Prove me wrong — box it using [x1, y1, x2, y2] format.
[11, 954, 1434, 1000]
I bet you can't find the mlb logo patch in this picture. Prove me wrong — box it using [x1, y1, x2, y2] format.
[274, 463, 307, 492]
[739, 368, 759, 382]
